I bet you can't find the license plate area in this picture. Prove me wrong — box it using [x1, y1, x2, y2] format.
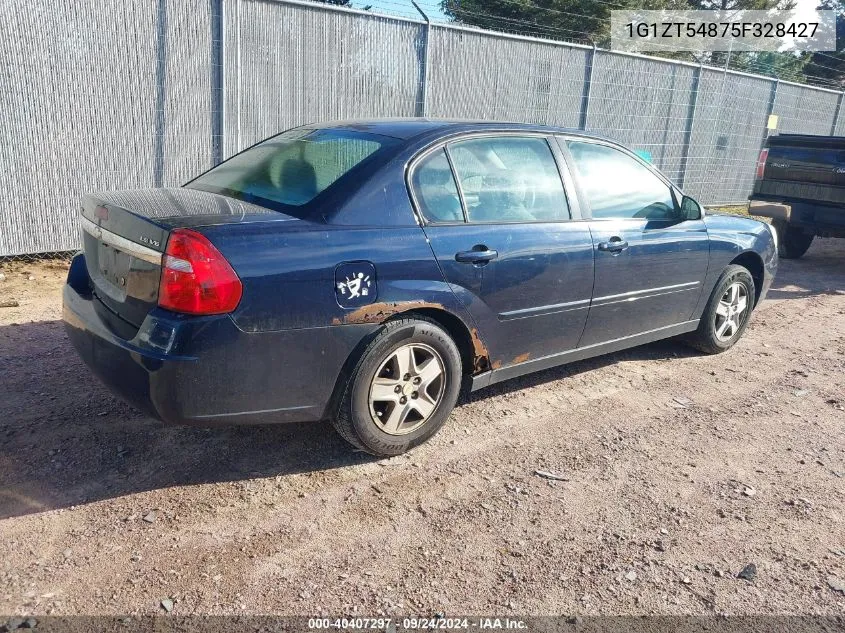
[96, 241, 131, 301]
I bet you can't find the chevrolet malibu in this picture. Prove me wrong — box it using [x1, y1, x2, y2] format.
[64, 120, 778, 456]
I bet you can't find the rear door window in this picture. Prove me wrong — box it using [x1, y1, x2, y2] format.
[411, 149, 464, 223]
[448, 137, 569, 223]
[187, 128, 398, 214]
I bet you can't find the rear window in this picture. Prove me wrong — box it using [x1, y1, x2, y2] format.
[187, 128, 398, 213]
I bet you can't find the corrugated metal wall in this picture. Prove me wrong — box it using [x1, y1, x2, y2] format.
[586, 52, 698, 186]
[0, 0, 214, 256]
[222, 0, 424, 155]
[774, 83, 840, 135]
[426, 27, 587, 128]
[684, 70, 775, 203]
[2, 0, 843, 256]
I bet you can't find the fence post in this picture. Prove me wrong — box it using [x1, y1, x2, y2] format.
[764, 78, 779, 142]
[235, 0, 242, 154]
[579, 43, 597, 131]
[832, 91, 844, 136]
[210, 0, 224, 166]
[678, 64, 702, 190]
[411, 1, 431, 117]
[153, 0, 168, 187]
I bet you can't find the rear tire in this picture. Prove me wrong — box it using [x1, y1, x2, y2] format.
[771, 219, 813, 259]
[685, 264, 755, 355]
[332, 316, 462, 456]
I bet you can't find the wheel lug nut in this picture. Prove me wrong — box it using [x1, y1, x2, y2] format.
[413, 377, 421, 385]
[411, 392, 418, 399]
[394, 385, 401, 393]
[399, 396, 407, 404]
[403, 373, 411, 381]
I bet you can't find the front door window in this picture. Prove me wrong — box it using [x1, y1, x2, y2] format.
[566, 141, 680, 221]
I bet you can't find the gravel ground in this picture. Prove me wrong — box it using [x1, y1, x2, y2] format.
[0, 239, 843, 618]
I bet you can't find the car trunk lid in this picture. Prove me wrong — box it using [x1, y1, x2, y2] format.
[80, 188, 297, 329]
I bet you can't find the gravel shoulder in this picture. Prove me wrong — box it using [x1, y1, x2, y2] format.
[0, 240, 843, 617]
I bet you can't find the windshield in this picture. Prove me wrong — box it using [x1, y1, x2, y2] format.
[187, 128, 398, 215]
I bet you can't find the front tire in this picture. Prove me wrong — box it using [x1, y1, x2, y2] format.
[771, 219, 813, 259]
[686, 265, 755, 355]
[332, 316, 462, 456]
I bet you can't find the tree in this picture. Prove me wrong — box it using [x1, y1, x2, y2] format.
[312, 0, 374, 10]
[802, 0, 845, 89]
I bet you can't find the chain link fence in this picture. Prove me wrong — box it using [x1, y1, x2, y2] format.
[2, 0, 843, 261]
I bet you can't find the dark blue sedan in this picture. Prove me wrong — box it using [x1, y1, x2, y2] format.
[63, 120, 778, 456]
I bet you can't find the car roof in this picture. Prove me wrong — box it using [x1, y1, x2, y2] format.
[311, 118, 616, 144]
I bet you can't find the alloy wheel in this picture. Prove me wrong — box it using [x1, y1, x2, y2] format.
[368, 343, 446, 435]
[714, 281, 749, 342]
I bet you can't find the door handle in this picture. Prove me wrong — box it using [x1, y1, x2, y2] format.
[455, 248, 499, 264]
[598, 238, 629, 253]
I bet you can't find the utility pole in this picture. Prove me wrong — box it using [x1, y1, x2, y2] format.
[411, 0, 431, 117]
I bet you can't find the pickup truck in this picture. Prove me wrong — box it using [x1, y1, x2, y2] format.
[749, 133, 845, 258]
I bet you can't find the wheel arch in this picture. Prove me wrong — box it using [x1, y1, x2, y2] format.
[399, 307, 488, 376]
[322, 304, 490, 422]
[729, 250, 764, 307]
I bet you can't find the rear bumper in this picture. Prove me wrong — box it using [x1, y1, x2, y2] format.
[63, 253, 375, 426]
[749, 196, 845, 237]
[749, 200, 791, 222]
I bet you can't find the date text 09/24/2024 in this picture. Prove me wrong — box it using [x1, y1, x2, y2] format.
[307, 618, 528, 630]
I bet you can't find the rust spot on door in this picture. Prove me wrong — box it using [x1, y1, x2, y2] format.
[469, 327, 491, 373]
[512, 352, 531, 364]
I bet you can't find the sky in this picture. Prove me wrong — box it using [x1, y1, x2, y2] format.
[351, 0, 447, 21]
[352, 0, 832, 31]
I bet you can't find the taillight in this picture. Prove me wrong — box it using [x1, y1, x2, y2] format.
[756, 149, 769, 179]
[158, 229, 242, 315]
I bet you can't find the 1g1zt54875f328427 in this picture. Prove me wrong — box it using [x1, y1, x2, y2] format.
[63, 119, 777, 456]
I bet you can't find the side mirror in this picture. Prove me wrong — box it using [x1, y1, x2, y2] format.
[681, 195, 703, 220]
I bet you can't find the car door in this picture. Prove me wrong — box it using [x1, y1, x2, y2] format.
[559, 137, 710, 348]
[409, 134, 594, 368]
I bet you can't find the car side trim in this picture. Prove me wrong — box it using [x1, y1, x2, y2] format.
[498, 298, 591, 321]
[497, 283, 699, 321]
[591, 281, 699, 307]
[80, 216, 163, 265]
[189, 403, 317, 419]
[470, 319, 700, 391]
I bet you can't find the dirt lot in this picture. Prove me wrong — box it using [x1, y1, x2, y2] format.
[0, 239, 844, 618]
